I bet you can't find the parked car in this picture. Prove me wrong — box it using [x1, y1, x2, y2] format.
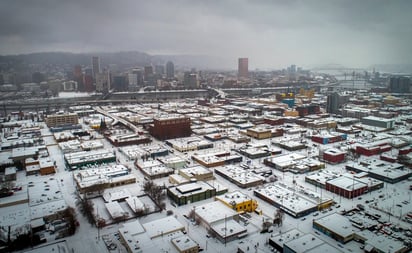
[0, 188, 13, 198]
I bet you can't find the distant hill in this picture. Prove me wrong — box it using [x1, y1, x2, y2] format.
[370, 64, 412, 75]
[0, 51, 233, 70]
[0, 51, 155, 68]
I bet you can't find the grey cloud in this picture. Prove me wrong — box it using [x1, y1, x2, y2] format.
[0, 0, 411, 68]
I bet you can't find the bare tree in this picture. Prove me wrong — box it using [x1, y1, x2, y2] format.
[273, 209, 285, 227]
[143, 180, 166, 210]
[75, 197, 95, 225]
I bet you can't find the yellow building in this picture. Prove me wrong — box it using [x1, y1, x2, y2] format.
[215, 191, 258, 213]
[284, 110, 299, 117]
[246, 127, 271, 140]
[383, 96, 400, 105]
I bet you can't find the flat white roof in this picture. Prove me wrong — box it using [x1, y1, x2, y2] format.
[30, 199, 68, 220]
[5, 167, 17, 175]
[215, 165, 264, 185]
[171, 235, 198, 251]
[216, 190, 252, 205]
[270, 229, 303, 248]
[176, 182, 203, 194]
[126, 196, 145, 213]
[327, 176, 367, 190]
[266, 153, 306, 168]
[142, 216, 184, 239]
[103, 188, 131, 202]
[284, 233, 325, 252]
[305, 243, 342, 253]
[194, 201, 238, 225]
[314, 213, 356, 238]
[211, 219, 247, 238]
[362, 115, 394, 122]
[119, 219, 145, 236]
[324, 148, 346, 156]
[350, 159, 409, 179]
[254, 182, 332, 216]
[180, 165, 211, 176]
[23, 241, 70, 253]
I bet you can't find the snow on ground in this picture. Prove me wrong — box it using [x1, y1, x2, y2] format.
[1, 112, 411, 253]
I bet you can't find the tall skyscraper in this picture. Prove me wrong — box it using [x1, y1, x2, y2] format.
[183, 71, 198, 89]
[95, 70, 110, 93]
[73, 65, 84, 91]
[166, 61, 174, 79]
[238, 58, 249, 78]
[91, 56, 100, 79]
[144, 65, 153, 80]
[112, 75, 127, 92]
[155, 65, 165, 75]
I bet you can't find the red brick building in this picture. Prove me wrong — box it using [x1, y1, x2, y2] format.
[312, 133, 347, 144]
[356, 144, 391, 156]
[325, 177, 368, 199]
[149, 115, 191, 140]
[296, 104, 320, 117]
[323, 148, 346, 164]
[263, 117, 285, 126]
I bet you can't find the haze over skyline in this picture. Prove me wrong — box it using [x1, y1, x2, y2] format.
[1, 0, 411, 69]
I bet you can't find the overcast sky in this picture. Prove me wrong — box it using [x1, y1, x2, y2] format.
[0, 0, 411, 69]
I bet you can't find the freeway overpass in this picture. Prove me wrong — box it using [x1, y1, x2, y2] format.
[94, 106, 141, 133]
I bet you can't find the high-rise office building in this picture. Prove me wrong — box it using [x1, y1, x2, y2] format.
[73, 65, 84, 91]
[238, 58, 249, 78]
[73, 65, 82, 78]
[112, 75, 128, 92]
[290, 64, 297, 73]
[144, 65, 155, 86]
[388, 76, 411, 93]
[95, 71, 110, 93]
[183, 71, 198, 89]
[128, 69, 144, 91]
[155, 65, 165, 75]
[326, 93, 340, 114]
[91, 56, 100, 79]
[326, 92, 350, 114]
[144, 66, 154, 80]
[166, 61, 174, 79]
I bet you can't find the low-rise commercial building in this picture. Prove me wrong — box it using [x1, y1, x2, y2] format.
[74, 164, 136, 194]
[215, 191, 258, 213]
[361, 116, 395, 130]
[264, 154, 324, 173]
[179, 166, 214, 181]
[325, 176, 368, 199]
[313, 213, 356, 244]
[135, 159, 174, 179]
[312, 132, 347, 144]
[45, 113, 79, 127]
[322, 148, 346, 164]
[166, 136, 213, 152]
[245, 127, 271, 139]
[64, 150, 116, 170]
[214, 165, 264, 188]
[346, 159, 411, 183]
[192, 201, 247, 243]
[167, 181, 218, 206]
[118, 217, 197, 253]
[254, 182, 333, 218]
